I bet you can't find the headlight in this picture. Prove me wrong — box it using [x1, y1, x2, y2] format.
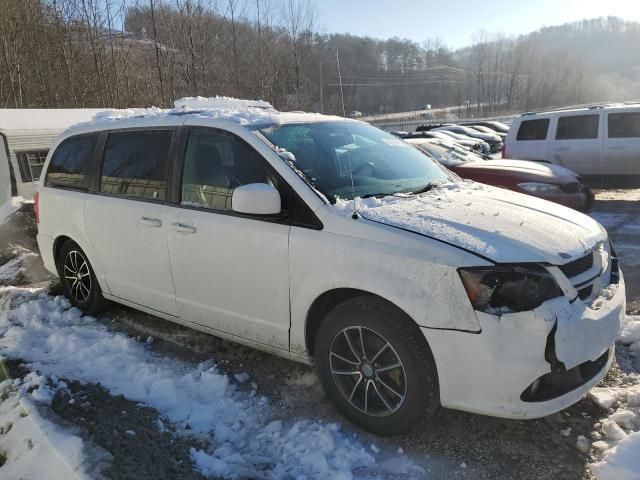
[458, 265, 562, 314]
[517, 182, 563, 195]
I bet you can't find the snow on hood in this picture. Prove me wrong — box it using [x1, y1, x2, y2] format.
[464, 159, 578, 178]
[335, 182, 606, 264]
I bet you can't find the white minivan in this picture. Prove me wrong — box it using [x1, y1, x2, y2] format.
[504, 104, 640, 184]
[36, 101, 625, 435]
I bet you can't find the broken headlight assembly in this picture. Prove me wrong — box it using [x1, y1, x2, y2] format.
[458, 265, 562, 314]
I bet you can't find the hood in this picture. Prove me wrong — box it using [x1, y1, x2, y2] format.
[348, 182, 606, 264]
[459, 159, 578, 180]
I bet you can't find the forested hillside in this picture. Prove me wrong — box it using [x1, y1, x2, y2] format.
[0, 1, 638, 116]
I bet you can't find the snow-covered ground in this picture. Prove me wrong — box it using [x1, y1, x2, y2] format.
[0, 287, 423, 479]
[0, 197, 29, 225]
[588, 316, 640, 480]
[0, 374, 89, 480]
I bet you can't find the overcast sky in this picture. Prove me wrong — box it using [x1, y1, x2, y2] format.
[314, 0, 640, 48]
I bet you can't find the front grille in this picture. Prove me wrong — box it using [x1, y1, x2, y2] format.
[559, 253, 594, 278]
[560, 182, 582, 194]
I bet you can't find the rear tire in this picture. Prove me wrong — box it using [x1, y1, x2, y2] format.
[57, 240, 105, 315]
[314, 295, 439, 436]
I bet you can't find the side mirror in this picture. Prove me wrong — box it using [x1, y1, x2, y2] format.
[232, 183, 281, 215]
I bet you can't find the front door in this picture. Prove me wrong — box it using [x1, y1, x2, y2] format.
[167, 128, 291, 350]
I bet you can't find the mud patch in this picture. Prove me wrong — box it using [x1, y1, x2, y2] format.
[1, 358, 206, 480]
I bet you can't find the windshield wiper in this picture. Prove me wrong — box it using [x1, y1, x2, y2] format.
[360, 192, 390, 199]
[410, 181, 443, 196]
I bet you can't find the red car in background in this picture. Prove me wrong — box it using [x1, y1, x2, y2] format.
[404, 136, 594, 212]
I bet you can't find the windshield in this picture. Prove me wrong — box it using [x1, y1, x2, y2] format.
[258, 121, 450, 202]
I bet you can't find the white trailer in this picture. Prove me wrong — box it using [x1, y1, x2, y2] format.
[0, 109, 107, 201]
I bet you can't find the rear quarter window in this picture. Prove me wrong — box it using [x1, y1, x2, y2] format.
[608, 112, 640, 138]
[516, 119, 550, 141]
[45, 134, 97, 189]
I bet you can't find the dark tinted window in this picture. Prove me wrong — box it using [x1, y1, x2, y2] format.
[45, 135, 96, 189]
[181, 131, 275, 211]
[100, 130, 173, 200]
[556, 115, 599, 140]
[516, 119, 550, 141]
[608, 112, 640, 138]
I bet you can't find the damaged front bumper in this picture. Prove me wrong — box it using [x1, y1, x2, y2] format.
[425, 274, 625, 419]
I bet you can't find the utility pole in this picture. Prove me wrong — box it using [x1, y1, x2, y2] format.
[336, 50, 345, 117]
[319, 61, 324, 113]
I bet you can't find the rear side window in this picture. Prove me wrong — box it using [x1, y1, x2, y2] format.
[100, 130, 173, 201]
[45, 134, 96, 189]
[516, 119, 549, 141]
[556, 115, 599, 140]
[608, 112, 640, 138]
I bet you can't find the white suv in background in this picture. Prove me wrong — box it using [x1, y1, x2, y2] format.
[504, 104, 640, 185]
[36, 99, 625, 435]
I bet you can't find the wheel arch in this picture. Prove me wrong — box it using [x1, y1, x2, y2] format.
[51, 234, 109, 293]
[52, 235, 72, 272]
[305, 288, 422, 358]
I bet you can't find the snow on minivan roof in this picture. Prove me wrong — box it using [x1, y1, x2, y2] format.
[63, 97, 347, 137]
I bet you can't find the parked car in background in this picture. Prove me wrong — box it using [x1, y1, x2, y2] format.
[461, 120, 510, 135]
[404, 136, 594, 212]
[469, 124, 507, 141]
[349, 111, 363, 118]
[433, 125, 503, 153]
[0, 109, 107, 202]
[416, 128, 491, 154]
[403, 130, 488, 153]
[504, 104, 640, 185]
[36, 98, 623, 436]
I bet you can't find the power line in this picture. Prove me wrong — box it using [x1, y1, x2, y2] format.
[325, 80, 466, 86]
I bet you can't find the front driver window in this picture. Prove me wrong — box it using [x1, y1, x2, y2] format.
[181, 130, 276, 211]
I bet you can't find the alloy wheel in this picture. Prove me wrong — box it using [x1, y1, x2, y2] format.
[329, 326, 407, 417]
[63, 250, 92, 304]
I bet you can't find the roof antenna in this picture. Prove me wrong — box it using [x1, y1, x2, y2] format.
[336, 49, 357, 219]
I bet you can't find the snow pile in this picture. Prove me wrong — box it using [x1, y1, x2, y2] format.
[0, 251, 38, 284]
[0, 196, 29, 225]
[0, 288, 424, 479]
[175, 96, 274, 111]
[589, 315, 640, 479]
[0, 376, 88, 480]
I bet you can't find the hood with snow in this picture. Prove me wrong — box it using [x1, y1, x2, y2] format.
[341, 182, 606, 265]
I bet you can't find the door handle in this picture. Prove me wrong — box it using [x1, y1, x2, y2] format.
[140, 216, 162, 227]
[554, 146, 570, 151]
[171, 222, 196, 234]
[607, 145, 626, 150]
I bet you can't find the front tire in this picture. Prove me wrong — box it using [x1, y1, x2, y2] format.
[314, 295, 439, 436]
[57, 240, 105, 315]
